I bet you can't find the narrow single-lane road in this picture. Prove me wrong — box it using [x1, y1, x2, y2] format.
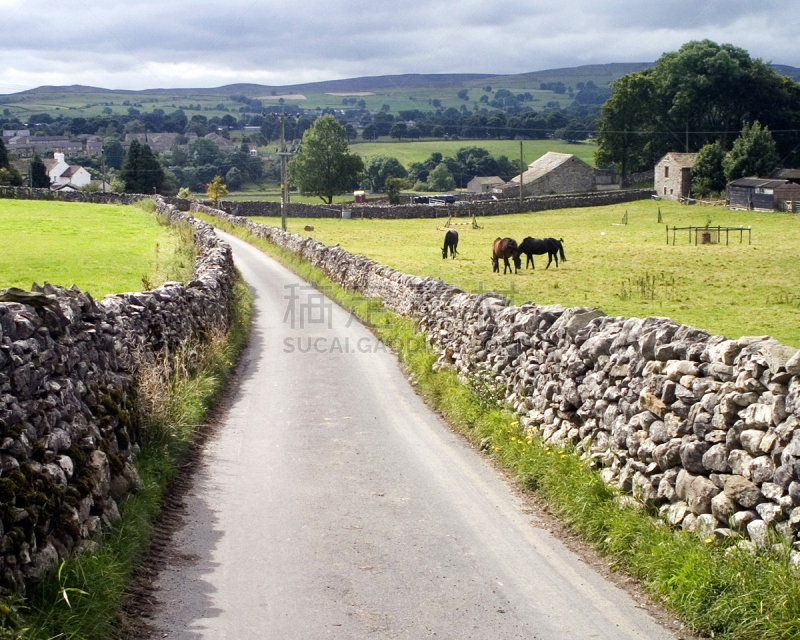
[146, 230, 679, 639]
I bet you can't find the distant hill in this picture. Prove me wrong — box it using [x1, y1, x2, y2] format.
[2, 62, 798, 117]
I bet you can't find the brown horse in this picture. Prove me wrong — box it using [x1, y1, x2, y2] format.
[492, 237, 521, 274]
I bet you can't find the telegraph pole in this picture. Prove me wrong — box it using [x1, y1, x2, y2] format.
[519, 141, 524, 206]
[272, 112, 297, 232]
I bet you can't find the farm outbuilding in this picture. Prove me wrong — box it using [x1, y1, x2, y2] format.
[770, 168, 800, 185]
[498, 152, 598, 197]
[726, 177, 800, 212]
[654, 152, 696, 201]
[467, 176, 504, 194]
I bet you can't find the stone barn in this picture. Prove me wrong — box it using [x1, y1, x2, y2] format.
[726, 177, 800, 212]
[467, 176, 504, 194]
[498, 152, 598, 197]
[655, 152, 696, 200]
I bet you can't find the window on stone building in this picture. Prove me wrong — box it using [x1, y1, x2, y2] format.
[665, 166, 669, 178]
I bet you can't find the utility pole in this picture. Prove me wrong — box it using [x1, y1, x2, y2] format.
[519, 141, 524, 206]
[272, 112, 296, 232]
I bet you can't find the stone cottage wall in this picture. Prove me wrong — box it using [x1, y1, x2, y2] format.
[197, 202, 800, 553]
[0, 198, 235, 594]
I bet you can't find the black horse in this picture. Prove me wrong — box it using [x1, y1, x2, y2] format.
[442, 230, 459, 259]
[492, 237, 521, 274]
[518, 237, 566, 269]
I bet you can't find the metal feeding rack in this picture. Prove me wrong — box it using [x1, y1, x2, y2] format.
[666, 225, 752, 245]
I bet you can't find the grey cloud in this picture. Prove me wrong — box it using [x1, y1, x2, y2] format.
[1, 0, 799, 91]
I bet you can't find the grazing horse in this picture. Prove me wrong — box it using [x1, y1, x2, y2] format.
[518, 237, 567, 269]
[442, 230, 459, 259]
[492, 237, 521, 274]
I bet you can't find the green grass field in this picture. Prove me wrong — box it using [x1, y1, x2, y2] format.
[0, 200, 191, 297]
[348, 139, 598, 166]
[260, 201, 800, 346]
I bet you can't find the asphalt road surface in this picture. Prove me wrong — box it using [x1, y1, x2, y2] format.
[146, 229, 679, 639]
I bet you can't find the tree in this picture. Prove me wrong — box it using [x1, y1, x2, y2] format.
[104, 139, 125, 170]
[597, 40, 800, 173]
[120, 140, 166, 194]
[225, 166, 243, 190]
[428, 163, 456, 191]
[457, 89, 469, 100]
[691, 142, 727, 196]
[287, 115, 364, 204]
[385, 177, 412, 204]
[0, 137, 8, 170]
[187, 137, 220, 165]
[30, 154, 50, 188]
[206, 175, 228, 205]
[361, 156, 407, 192]
[723, 121, 780, 181]
[390, 122, 407, 141]
[362, 124, 378, 140]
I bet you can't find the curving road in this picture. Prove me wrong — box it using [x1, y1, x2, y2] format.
[146, 229, 679, 639]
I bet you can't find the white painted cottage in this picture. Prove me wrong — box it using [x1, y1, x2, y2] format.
[44, 153, 92, 191]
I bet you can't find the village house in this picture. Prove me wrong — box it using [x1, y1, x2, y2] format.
[655, 152, 696, 200]
[726, 177, 800, 212]
[467, 176, 504, 194]
[44, 153, 91, 191]
[123, 132, 197, 156]
[204, 132, 238, 153]
[4, 134, 84, 158]
[497, 152, 600, 197]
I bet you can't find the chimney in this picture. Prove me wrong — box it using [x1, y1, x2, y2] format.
[54, 152, 65, 163]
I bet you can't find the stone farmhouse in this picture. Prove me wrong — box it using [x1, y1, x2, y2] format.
[467, 176, 504, 193]
[497, 152, 616, 198]
[44, 152, 92, 191]
[655, 152, 696, 200]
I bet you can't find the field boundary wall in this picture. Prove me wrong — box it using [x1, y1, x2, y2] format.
[195, 202, 800, 556]
[0, 197, 235, 594]
[0, 186, 654, 219]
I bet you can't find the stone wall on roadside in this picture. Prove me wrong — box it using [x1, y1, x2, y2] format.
[0, 197, 234, 594]
[197, 202, 800, 555]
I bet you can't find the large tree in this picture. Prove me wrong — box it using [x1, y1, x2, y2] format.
[691, 142, 727, 196]
[723, 121, 780, 181]
[597, 40, 800, 173]
[360, 156, 407, 193]
[287, 115, 364, 204]
[121, 140, 166, 194]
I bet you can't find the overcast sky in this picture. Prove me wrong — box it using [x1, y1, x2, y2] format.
[1, 0, 799, 93]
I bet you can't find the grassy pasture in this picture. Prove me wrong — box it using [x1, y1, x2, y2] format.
[349, 139, 598, 166]
[0, 200, 191, 297]
[264, 200, 800, 346]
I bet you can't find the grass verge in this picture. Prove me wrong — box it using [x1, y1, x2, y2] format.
[201, 213, 800, 640]
[0, 273, 252, 640]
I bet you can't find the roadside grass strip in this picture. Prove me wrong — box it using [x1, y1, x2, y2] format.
[201, 213, 800, 640]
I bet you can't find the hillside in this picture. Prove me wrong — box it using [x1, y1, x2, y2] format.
[1, 62, 798, 120]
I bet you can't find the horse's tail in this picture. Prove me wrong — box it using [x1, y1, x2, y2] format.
[559, 240, 566, 262]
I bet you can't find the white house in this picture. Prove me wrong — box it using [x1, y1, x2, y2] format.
[44, 153, 92, 190]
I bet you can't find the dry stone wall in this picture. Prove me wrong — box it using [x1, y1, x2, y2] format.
[0, 198, 234, 594]
[197, 203, 800, 556]
[215, 189, 655, 219]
